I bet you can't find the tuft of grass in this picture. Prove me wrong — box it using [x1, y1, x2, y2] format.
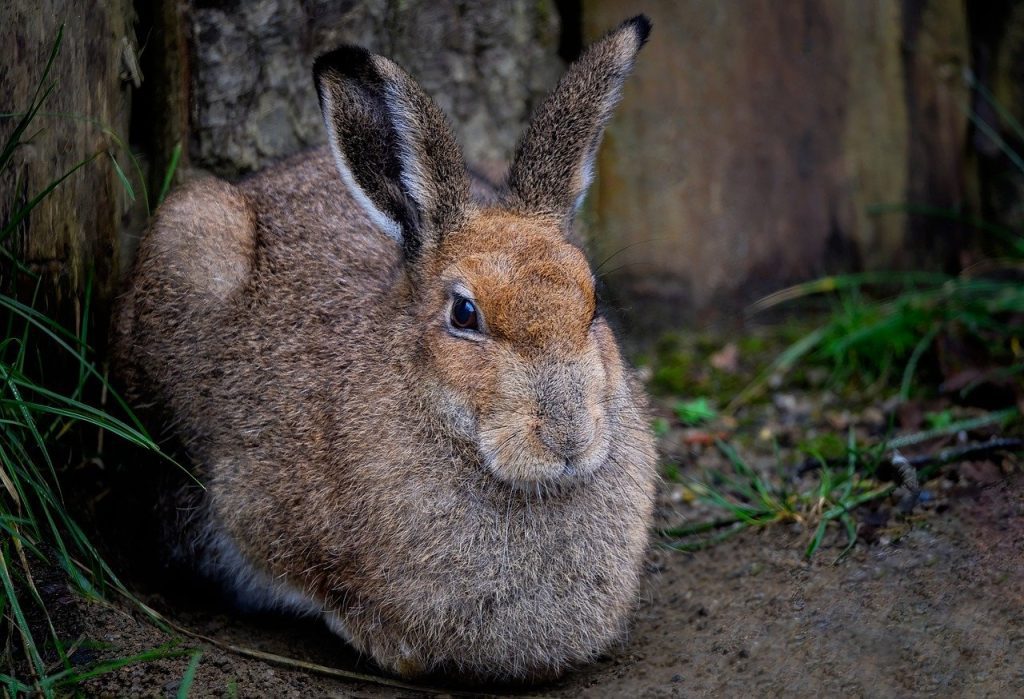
[661, 433, 889, 561]
[1, 26, 180, 695]
[732, 273, 1024, 410]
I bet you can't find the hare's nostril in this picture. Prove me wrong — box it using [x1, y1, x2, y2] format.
[537, 421, 596, 460]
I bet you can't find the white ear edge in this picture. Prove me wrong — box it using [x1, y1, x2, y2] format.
[381, 73, 432, 219]
[320, 87, 404, 243]
[574, 157, 596, 213]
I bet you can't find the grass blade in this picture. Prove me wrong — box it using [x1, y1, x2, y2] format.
[107, 151, 135, 202]
[177, 650, 203, 698]
[157, 142, 182, 207]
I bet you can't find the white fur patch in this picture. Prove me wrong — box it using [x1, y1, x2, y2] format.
[574, 156, 596, 213]
[200, 527, 321, 616]
[380, 67, 432, 220]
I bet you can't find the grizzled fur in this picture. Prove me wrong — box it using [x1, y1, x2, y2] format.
[113, 16, 656, 680]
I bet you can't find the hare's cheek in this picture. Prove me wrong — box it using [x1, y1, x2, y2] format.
[427, 384, 477, 441]
[590, 320, 626, 393]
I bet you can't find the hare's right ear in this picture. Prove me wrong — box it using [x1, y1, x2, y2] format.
[504, 16, 650, 230]
[313, 47, 470, 260]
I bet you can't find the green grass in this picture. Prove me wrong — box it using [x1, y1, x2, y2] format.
[176, 650, 203, 698]
[729, 273, 1024, 410]
[1, 26, 188, 695]
[662, 407, 1021, 560]
[662, 433, 886, 561]
[673, 397, 717, 426]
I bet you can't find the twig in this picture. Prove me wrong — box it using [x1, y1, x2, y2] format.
[798, 436, 1024, 477]
[887, 408, 1019, 450]
[95, 591, 465, 696]
[900, 437, 1024, 469]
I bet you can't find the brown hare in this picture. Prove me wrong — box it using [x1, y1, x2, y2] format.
[113, 15, 656, 681]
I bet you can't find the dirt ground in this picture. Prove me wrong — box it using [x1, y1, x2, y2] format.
[64, 392, 1023, 698]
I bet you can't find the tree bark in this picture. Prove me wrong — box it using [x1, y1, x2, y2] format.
[183, 0, 561, 180]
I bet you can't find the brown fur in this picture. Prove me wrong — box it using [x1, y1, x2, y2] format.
[113, 16, 656, 681]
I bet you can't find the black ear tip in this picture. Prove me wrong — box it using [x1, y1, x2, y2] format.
[313, 45, 374, 83]
[624, 14, 652, 46]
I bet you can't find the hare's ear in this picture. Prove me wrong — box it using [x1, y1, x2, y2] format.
[314, 47, 470, 260]
[504, 16, 650, 228]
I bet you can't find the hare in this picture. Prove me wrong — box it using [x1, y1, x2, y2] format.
[113, 15, 656, 681]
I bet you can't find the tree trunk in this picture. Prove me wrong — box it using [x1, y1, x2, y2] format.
[1, 1, 139, 308]
[582, 0, 973, 334]
[181, 0, 561, 181]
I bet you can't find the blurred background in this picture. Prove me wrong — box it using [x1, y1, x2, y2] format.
[3, 0, 1021, 337]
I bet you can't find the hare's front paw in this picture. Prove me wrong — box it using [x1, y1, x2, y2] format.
[324, 612, 425, 677]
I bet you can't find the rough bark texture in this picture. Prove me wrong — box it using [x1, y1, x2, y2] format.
[582, 0, 973, 333]
[0, 1, 138, 302]
[186, 0, 561, 179]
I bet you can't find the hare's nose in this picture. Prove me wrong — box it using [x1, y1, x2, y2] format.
[538, 416, 596, 460]
[533, 362, 600, 459]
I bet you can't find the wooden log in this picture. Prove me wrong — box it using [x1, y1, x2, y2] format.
[0, 1, 138, 307]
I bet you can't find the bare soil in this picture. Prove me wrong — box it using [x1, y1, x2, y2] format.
[66, 416, 1023, 697]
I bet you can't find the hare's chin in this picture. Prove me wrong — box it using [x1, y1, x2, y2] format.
[479, 443, 609, 491]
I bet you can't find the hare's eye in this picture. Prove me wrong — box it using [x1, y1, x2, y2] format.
[450, 297, 479, 331]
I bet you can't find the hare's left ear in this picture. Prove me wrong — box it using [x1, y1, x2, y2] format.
[503, 15, 650, 229]
[314, 47, 470, 260]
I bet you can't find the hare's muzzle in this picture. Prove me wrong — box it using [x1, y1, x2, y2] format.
[534, 364, 599, 459]
[477, 360, 611, 488]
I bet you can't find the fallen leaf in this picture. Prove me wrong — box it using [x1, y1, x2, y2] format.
[710, 343, 739, 373]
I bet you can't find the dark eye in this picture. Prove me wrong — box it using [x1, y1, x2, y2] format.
[450, 297, 479, 331]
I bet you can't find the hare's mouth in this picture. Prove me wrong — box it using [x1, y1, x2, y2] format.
[477, 425, 610, 492]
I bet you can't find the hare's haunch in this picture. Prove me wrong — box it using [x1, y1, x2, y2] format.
[114, 16, 656, 681]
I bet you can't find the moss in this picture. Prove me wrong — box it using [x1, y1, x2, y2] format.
[797, 433, 848, 461]
[651, 363, 690, 395]
[651, 417, 670, 438]
[655, 332, 685, 355]
[694, 333, 720, 353]
[649, 348, 693, 395]
[738, 334, 769, 355]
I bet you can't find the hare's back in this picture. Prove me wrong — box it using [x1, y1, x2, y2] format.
[241, 147, 400, 298]
[114, 147, 399, 433]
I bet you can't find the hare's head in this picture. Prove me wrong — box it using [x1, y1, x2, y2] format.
[314, 17, 650, 491]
